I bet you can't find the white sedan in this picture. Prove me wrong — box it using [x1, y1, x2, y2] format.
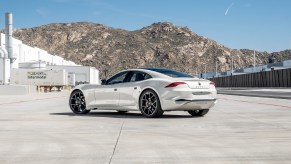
[69, 68, 217, 118]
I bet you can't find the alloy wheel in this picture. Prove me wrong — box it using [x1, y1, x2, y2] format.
[69, 91, 89, 114]
[139, 89, 163, 118]
[141, 91, 158, 115]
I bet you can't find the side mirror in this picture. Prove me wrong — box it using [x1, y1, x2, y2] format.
[101, 79, 107, 85]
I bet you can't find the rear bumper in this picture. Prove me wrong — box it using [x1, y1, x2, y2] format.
[162, 99, 217, 111]
[158, 87, 217, 111]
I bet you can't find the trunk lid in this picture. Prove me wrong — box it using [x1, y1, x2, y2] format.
[175, 78, 210, 89]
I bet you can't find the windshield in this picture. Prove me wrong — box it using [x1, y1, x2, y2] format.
[144, 68, 193, 78]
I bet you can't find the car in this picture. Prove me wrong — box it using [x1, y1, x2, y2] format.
[69, 68, 217, 118]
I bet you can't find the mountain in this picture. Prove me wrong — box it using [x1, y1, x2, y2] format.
[11, 22, 291, 78]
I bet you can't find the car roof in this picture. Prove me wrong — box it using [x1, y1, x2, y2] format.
[122, 68, 171, 79]
[127, 68, 174, 72]
[141, 68, 172, 71]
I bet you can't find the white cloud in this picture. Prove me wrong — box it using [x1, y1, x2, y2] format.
[225, 3, 235, 16]
[36, 9, 48, 17]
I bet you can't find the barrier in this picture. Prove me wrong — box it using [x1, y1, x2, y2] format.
[209, 68, 291, 87]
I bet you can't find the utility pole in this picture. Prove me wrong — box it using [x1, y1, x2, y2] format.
[231, 55, 233, 75]
[204, 64, 207, 79]
[215, 60, 218, 77]
[253, 50, 256, 72]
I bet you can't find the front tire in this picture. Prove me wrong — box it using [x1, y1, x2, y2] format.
[188, 109, 209, 117]
[69, 90, 90, 114]
[139, 89, 164, 118]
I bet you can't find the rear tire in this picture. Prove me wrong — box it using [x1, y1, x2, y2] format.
[188, 109, 209, 117]
[139, 89, 164, 118]
[69, 90, 90, 114]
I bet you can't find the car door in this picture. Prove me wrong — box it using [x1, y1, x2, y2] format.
[94, 71, 128, 107]
[118, 71, 136, 107]
[118, 71, 152, 107]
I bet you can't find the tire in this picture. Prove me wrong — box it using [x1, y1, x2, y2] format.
[117, 111, 128, 114]
[188, 109, 209, 117]
[69, 90, 90, 114]
[139, 89, 164, 118]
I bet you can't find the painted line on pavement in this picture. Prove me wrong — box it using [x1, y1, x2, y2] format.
[221, 98, 291, 109]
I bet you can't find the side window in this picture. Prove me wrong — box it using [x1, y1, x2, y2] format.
[129, 72, 152, 82]
[144, 73, 152, 80]
[129, 73, 137, 82]
[106, 72, 128, 85]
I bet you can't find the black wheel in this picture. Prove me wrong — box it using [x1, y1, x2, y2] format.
[188, 109, 209, 117]
[139, 89, 164, 118]
[117, 110, 128, 114]
[69, 90, 90, 114]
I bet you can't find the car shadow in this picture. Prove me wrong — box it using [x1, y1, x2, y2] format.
[50, 111, 199, 119]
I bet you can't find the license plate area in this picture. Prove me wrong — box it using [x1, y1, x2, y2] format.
[192, 92, 211, 95]
[195, 101, 209, 105]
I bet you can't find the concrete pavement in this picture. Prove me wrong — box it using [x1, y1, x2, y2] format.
[0, 92, 291, 163]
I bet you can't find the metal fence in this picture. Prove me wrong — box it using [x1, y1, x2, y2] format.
[209, 68, 291, 87]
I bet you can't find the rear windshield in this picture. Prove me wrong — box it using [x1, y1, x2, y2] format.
[144, 68, 193, 78]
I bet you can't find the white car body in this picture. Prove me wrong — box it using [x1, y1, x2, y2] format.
[69, 68, 217, 117]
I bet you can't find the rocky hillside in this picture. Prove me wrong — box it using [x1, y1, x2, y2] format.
[11, 22, 291, 78]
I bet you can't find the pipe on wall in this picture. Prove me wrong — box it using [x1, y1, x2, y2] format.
[5, 12, 13, 61]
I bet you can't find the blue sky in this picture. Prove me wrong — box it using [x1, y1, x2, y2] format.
[0, 0, 291, 52]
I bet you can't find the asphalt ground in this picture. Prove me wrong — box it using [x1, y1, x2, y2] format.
[217, 88, 291, 99]
[0, 92, 291, 163]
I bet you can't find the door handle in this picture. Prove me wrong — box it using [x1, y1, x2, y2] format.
[114, 89, 117, 91]
[134, 87, 137, 90]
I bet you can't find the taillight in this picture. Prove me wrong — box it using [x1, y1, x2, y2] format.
[165, 82, 186, 88]
[210, 81, 215, 86]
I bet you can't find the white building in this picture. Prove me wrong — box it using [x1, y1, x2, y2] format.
[0, 33, 78, 68]
[0, 32, 99, 86]
[0, 12, 100, 95]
